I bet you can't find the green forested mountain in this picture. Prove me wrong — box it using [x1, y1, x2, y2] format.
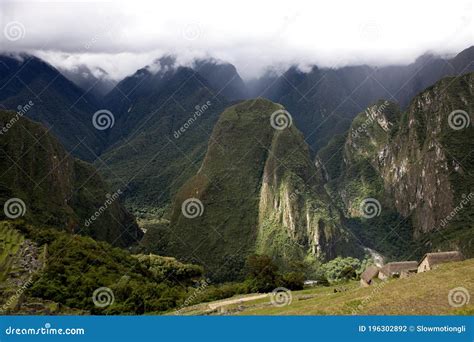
[151, 99, 362, 281]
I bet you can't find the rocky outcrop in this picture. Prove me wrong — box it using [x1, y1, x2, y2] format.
[319, 73, 474, 255]
[380, 75, 473, 236]
[257, 125, 357, 263]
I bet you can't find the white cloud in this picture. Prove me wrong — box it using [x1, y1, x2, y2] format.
[1, 0, 472, 80]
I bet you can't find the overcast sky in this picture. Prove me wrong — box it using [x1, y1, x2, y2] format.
[1, 0, 473, 80]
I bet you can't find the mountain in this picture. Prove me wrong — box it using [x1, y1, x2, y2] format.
[60, 64, 117, 98]
[155, 99, 362, 281]
[103, 57, 246, 145]
[318, 72, 474, 258]
[0, 54, 106, 161]
[99, 62, 230, 211]
[100, 48, 473, 212]
[0, 110, 141, 247]
[193, 59, 248, 100]
[102, 56, 178, 143]
[249, 46, 474, 153]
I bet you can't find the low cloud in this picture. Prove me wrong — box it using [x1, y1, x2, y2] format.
[1, 0, 472, 80]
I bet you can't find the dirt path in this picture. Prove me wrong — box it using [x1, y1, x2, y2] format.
[207, 293, 269, 310]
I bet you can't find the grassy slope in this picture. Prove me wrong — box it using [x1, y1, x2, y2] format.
[184, 259, 474, 315]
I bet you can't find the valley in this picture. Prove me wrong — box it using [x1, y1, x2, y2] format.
[0, 46, 473, 315]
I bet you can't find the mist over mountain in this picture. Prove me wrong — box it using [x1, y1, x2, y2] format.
[60, 64, 117, 98]
[248, 47, 474, 152]
[193, 59, 248, 101]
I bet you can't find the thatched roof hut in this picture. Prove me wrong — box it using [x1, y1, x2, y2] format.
[418, 251, 463, 273]
[378, 261, 418, 279]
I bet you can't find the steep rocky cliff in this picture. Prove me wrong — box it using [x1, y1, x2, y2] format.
[0, 110, 141, 246]
[318, 73, 474, 257]
[165, 99, 361, 281]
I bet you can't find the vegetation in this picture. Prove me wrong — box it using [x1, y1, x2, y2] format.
[318, 76, 474, 259]
[244, 254, 305, 292]
[0, 221, 205, 314]
[317, 102, 418, 260]
[0, 223, 24, 281]
[245, 254, 282, 292]
[321, 257, 368, 282]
